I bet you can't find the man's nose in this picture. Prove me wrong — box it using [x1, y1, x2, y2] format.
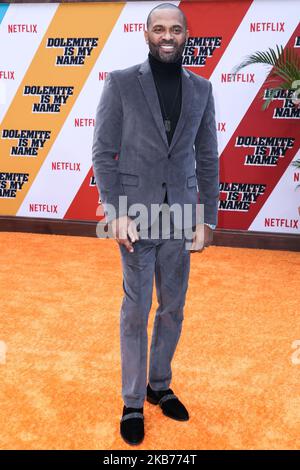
[162, 30, 173, 41]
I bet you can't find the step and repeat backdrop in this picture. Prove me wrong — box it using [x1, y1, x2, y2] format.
[0, 0, 299, 233]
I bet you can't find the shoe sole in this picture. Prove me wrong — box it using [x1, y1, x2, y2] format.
[120, 434, 144, 446]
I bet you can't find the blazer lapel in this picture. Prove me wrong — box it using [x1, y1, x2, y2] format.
[138, 59, 169, 149]
[169, 67, 194, 153]
[137, 59, 194, 152]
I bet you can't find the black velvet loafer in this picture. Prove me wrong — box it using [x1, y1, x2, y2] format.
[120, 406, 144, 445]
[146, 384, 189, 421]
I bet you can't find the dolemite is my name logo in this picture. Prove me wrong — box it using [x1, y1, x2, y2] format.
[264, 88, 300, 119]
[46, 37, 98, 65]
[182, 37, 221, 66]
[1, 129, 51, 156]
[0, 172, 29, 198]
[236, 135, 295, 166]
[23, 85, 74, 113]
[219, 182, 266, 211]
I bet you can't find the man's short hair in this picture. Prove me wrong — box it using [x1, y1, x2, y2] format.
[146, 3, 187, 31]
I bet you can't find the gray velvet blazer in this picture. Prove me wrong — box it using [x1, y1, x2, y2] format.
[92, 57, 219, 229]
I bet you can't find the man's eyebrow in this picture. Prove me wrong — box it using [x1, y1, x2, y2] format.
[152, 24, 184, 29]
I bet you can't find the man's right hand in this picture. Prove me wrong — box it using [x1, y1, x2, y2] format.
[111, 215, 139, 253]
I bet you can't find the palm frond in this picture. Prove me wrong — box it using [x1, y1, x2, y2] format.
[233, 44, 300, 111]
[233, 44, 300, 86]
[292, 159, 300, 169]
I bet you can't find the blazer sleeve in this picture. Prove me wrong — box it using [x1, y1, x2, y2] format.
[92, 72, 126, 223]
[194, 81, 220, 226]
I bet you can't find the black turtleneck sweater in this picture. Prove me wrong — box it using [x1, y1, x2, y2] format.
[148, 52, 182, 147]
[148, 52, 182, 204]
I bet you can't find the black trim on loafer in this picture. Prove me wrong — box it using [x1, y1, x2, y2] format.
[146, 384, 189, 421]
[120, 410, 144, 446]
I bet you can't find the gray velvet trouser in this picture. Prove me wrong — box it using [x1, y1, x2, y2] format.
[118, 211, 191, 408]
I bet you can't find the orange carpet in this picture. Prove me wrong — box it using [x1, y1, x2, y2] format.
[0, 231, 299, 450]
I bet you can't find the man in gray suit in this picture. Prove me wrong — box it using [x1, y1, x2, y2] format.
[92, 3, 219, 445]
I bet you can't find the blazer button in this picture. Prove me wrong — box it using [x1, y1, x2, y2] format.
[162, 182, 166, 187]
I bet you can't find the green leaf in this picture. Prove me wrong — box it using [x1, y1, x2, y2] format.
[233, 44, 300, 110]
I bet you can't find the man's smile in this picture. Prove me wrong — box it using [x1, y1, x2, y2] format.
[160, 44, 176, 52]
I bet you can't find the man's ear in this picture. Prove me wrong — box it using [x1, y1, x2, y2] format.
[185, 29, 189, 42]
[144, 31, 149, 44]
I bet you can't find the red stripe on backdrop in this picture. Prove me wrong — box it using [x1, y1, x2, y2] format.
[217, 23, 300, 230]
[64, 167, 104, 221]
[179, 0, 253, 79]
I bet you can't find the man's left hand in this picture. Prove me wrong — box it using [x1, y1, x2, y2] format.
[190, 224, 214, 253]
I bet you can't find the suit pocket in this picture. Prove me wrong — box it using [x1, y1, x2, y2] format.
[187, 175, 197, 188]
[120, 172, 139, 187]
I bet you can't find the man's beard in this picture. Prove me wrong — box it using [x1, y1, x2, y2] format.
[148, 39, 185, 63]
